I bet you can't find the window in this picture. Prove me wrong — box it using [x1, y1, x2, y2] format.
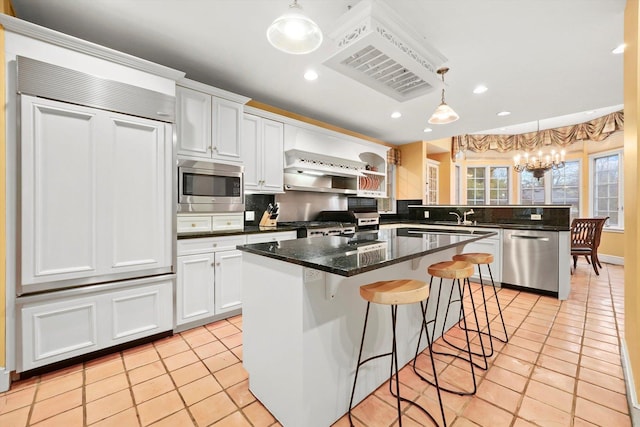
[519, 171, 545, 204]
[551, 160, 580, 219]
[467, 166, 510, 205]
[426, 160, 439, 205]
[377, 164, 395, 213]
[591, 150, 623, 228]
[467, 167, 485, 205]
[489, 167, 510, 205]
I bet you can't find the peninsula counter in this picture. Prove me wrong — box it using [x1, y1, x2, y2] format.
[238, 228, 495, 427]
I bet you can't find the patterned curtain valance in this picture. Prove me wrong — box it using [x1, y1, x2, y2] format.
[452, 110, 623, 158]
[387, 147, 401, 165]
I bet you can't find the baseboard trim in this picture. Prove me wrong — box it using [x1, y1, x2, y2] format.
[0, 367, 10, 392]
[600, 254, 624, 265]
[620, 339, 640, 426]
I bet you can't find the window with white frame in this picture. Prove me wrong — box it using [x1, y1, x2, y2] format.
[551, 160, 580, 219]
[518, 161, 581, 214]
[591, 150, 623, 228]
[519, 171, 545, 204]
[467, 166, 510, 205]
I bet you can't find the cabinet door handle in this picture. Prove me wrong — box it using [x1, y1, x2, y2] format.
[216, 262, 220, 267]
[212, 243, 217, 247]
[211, 262, 215, 267]
[208, 146, 213, 151]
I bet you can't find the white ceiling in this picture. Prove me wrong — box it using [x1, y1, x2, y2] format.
[10, 0, 625, 145]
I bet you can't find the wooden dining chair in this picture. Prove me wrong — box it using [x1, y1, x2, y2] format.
[570, 217, 609, 275]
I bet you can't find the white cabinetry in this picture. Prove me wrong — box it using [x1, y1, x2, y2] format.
[19, 276, 173, 371]
[20, 96, 172, 294]
[176, 235, 245, 327]
[246, 231, 297, 244]
[242, 114, 284, 193]
[461, 228, 502, 283]
[176, 230, 297, 328]
[176, 81, 249, 163]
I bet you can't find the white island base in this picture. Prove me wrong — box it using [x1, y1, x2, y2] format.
[242, 248, 464, 427]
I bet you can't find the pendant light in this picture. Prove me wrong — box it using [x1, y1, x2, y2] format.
[428, 67, 459, 124]
[266, 0, 323, 55]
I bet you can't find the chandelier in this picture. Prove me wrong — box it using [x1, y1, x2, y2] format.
[513, 149, 566, 180]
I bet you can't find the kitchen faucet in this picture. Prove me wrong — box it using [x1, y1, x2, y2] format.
[449, 211, 461, 225]
[463, 209, 475, 225]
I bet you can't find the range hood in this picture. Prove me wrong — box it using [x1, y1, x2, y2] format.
[284, 149, 366, 178]
[283, 172, 357, 194]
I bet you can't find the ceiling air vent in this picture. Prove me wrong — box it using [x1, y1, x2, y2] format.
[323, 0, 447, 102]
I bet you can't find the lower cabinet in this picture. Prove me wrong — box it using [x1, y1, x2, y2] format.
[457, 228, 502, 284]
[176, 231, 297, 328]
[18, 276, 173, 372]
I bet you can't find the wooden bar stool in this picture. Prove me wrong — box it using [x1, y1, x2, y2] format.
[413, 260, 484, 396]
[348, 279, 446, 427]
[452, 253, 509, 350]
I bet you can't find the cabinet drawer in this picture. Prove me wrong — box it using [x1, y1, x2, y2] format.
[177, 215, 213, 233]
[211, 213, 244, 232]
[246, 231, 297, 244]
[178, 235, 246, 256]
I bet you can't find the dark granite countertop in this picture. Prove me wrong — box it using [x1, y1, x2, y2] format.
[237, 227, 496, 277]
[177, 225, 299, 240]
[381, 219, 570, 232]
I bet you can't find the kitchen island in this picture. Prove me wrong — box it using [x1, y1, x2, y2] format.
[238, 228, 495, 427]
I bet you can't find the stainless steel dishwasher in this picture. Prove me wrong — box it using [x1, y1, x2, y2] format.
[502, 229, 559, 293]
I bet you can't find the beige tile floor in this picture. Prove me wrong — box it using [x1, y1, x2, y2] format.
[0, 259, 630, 426]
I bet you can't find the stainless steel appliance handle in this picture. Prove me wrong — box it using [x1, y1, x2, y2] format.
[510, 235, 550, 241]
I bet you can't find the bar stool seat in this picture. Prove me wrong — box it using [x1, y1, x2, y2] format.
[452, 252, 493, 265]
[360, 279, 429, 305]
[349, 279, 446, 426]
[452, 252, 509, 347]
[414, 259, 484, 397]
[428, 260, 475, 279]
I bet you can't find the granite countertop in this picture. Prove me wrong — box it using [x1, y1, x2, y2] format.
[177, 225, 299, 240]
[382, 219, 570, 232]
[237, 227, 496, 277]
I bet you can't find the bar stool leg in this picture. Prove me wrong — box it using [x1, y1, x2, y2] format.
[348, 302, 372, 426]
[458, 265, 508, 344]
[456, 267, 495, 357]
[390, 305, 402, 425]
[415, 277, 480, 396]
[437, 277, 489, 371]
[487, 264, 509, 343]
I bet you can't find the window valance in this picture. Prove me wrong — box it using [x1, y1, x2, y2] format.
[451, 110, 623, 160]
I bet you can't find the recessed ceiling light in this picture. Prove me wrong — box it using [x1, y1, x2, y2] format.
[423, 127, 433, 132]
[391, 111, 402, 119]
[612, 44, 626, 54]
[497, 111, 511, 117]
[304, 70, 318, 81]
[473, 85, 488, 94]
[500, 127, 507, 131]
[585, 110, 596, 115]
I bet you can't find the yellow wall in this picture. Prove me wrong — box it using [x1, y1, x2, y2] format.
[429, 152, 452, 204]
[624, 0, 640, 400]
[396, 141, 425, 200]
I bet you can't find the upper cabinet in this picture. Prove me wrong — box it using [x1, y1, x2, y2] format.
[176, 80, 250, 163]
[241, 113, 284, 193]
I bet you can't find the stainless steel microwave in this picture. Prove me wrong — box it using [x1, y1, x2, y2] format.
[177, 159, 244, 213]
